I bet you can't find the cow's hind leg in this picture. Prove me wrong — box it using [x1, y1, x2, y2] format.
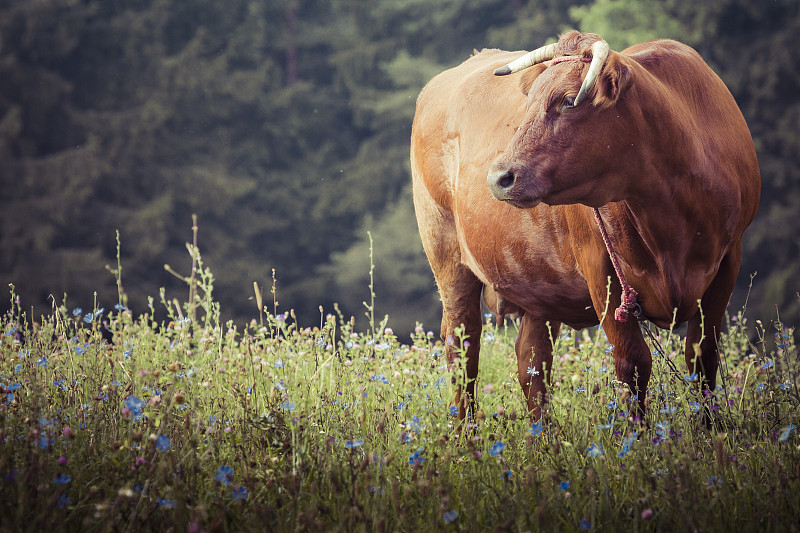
[685, 247, 741, 423]
[516, 316, 560, 421]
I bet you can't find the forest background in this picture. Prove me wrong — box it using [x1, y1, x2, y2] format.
[1, 0, 798, 334]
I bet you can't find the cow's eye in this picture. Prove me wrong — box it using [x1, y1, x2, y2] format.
[561, 95, 576, 110]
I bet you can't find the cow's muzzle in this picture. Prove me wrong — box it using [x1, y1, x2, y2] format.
[488, 166, 542, 208]
[487, 167, 516, 200]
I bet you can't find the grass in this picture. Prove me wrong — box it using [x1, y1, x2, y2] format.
[1, 254, 798, 532]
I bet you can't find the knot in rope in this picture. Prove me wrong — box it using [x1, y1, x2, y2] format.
[593, 208, 640, 322]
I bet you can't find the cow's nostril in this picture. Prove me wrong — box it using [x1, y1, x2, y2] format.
[488, 168, 518, 201]
[497, 170, 515, 189]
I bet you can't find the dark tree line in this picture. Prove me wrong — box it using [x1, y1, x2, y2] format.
[1, 0, 798, 333]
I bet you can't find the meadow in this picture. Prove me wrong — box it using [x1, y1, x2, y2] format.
[0, 247, 798, 532]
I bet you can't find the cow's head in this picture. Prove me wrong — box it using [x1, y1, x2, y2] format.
[487, 32, 634, 208]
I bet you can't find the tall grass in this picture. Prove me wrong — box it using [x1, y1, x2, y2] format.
[0, 249, 798, 531]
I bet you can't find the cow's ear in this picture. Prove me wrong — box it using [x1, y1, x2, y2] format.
[593, 53, 632, 109]
[518, 63, 548, 96]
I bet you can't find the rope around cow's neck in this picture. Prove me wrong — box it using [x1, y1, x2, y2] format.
[592, 207, 640, 322]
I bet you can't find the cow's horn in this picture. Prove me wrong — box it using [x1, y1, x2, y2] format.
[494, 43, 557, 76]
[573, 40, 610, 106]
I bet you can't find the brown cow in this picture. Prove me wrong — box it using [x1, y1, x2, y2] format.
[410, 31, 760, 421]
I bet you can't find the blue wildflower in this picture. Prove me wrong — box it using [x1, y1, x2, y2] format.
[619, 432, 638, 458]
[398, 432, 414, 444]
[84, 313, 94, 323]
[408, 416, 425, 433]
[57, 494, 72, 509]
[125, 395, 145, 421]
[274, 380, 286, 391]
[125, 395, 145, 411]
[683, 373, 698, 382]
[345, 439, 364, 449]
[587, 442, 604, 458]
[760, 360, 774, 370]
[215, 465, 234, 486]
[489, 441, 505, 456]
[4, 326, 16, 336]
[36, 357, 47, 368]
[156, 435, 171, 452]
[579, 519, 592, 530]
[72, 308, 83, 317]
[559, 480, 571, 490]
[707, 475, 722, 488]
[443, 509, 458, 523]
[279, 400, 295, 411]
[231, 485, 249, 501]
[157, 498, 176, 508]
[409, 449, 425, 466]
[530, 421, 544, 436]
[779, 424, 796, 442]
[54, 474, 71, 484]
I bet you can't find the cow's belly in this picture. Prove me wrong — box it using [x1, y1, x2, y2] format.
[456, 213, 597, 329]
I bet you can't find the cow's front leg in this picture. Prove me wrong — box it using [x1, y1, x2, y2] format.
[516, 316, 560, 421]
[413, 182, 484, 422]
[589, 279, 652, 419]
[606, 316, 652, 419]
